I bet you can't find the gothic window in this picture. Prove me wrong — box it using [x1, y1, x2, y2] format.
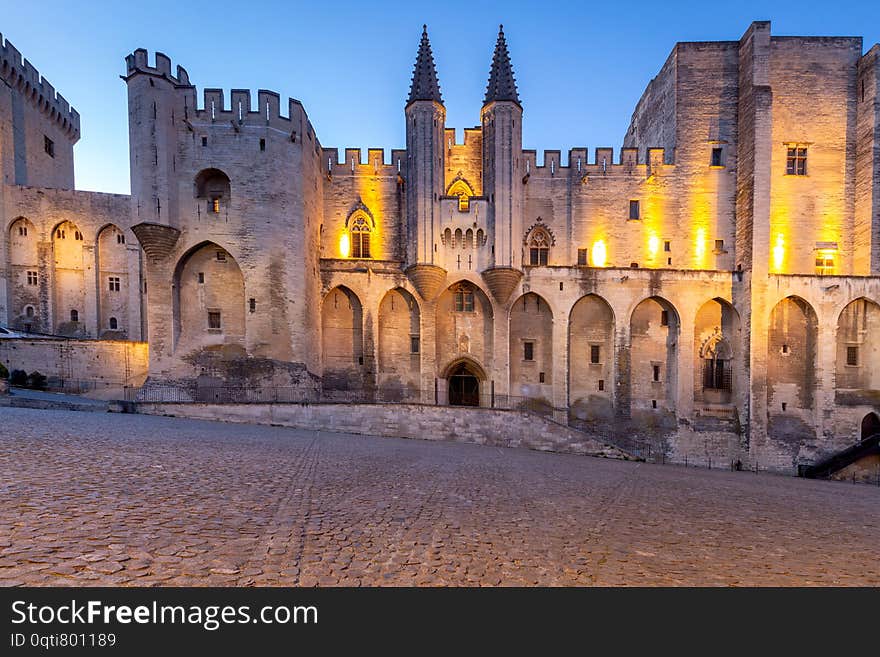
[117, 233, 125, 244]
[453, 284, 475, 312]
[18, 225, 27, 237]
[529, 229, 550, 266]
[350, 215, 372, 259]
[786, 146, 807, 175]
[70, 309, 79, 323]
[702, 337, 732, 391]
[447, 179, 474, 213]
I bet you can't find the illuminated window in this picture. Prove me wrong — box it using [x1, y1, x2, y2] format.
[208, 311, 221, 329]
[350, 216, 372, 259]
[447, 179, 474, 213]
[786, 146, 807, 175]
[27, 271, 37, 286]
[195, 168, 231, 214]
[453, 284, 474, 312]
[628, 200, 640, 220]
[523, 341, 534, 361]
[529, 229, 550, 266]
[211, 198, 221, 213]
[815, 251, 836, 275]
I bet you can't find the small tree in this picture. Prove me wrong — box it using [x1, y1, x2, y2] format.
[9, 369, 27, 386]
[27, 371, 47, 390]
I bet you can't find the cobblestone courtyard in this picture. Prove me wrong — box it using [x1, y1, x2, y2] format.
[1, 407, 878, 586]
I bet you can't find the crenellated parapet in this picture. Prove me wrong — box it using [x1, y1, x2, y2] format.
[0, 33, 80, 141]
[124, 48, 191, 86]
[322, 147, 407, 178]
[521, 147, 673, 180]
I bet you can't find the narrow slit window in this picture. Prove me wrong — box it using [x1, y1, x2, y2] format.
[523, 341, 535, 361]
[590, 345, 600, 364]
[628, 200, 640, 220]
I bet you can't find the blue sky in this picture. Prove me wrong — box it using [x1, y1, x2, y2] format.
[4, 1, 880, 194]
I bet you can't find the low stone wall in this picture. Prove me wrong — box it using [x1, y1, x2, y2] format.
[0, 338, 148, 398]
[132, 402, 631, 460]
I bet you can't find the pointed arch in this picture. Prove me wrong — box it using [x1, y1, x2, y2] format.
[378, 287, 421, 401]
[321, 285, 365, 391]
[836, 297, 880, 392]
[568, 294, 615, 426]
[509, 292, 553, 402]
[694, 297, 740, 404]
[629, 295, 680, 416]
[97, 224, 129, 338]
[436, 281, 494, 384]
[194, 168, 231, 214]
[52, 219, 86, 336]
[7, 217, 41, 332]
[446, 176, 475, 212]
[172, 241, 245, 351]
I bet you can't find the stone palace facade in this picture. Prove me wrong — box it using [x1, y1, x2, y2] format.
[2, 21, 880, 473]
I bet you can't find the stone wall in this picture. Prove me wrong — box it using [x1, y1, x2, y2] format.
[0, 337, 148, 395]
[132, 401, 628, 460]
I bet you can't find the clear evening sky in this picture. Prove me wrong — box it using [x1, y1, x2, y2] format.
[4, 0, 880, 194]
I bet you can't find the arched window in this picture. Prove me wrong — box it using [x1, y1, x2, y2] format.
[109, 317, 118, 330]
[529, 229, 550, 266]
[350, 215, 371, 259]
[447, 179, 474, 213]
[25, 306, 35, 318]
[702, 336, 731, 391]
[453, 283, 475, 312]
[70, 309, 79, 323]
[194, 168, 231, 214]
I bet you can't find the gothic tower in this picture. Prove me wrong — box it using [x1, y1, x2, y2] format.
[481, 26, 524, 304]
[404, 26, 448, 301]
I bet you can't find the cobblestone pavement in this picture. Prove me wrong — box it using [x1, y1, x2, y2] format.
[1, 407, 878, 586]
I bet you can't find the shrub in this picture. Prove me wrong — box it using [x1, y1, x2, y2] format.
[9, 369, 27, 386]
[27, 371, 47, 390]
[0, 362, 7, 379]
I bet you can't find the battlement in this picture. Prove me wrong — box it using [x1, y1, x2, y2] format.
[0, 33, 80, 140]
[322, 147, 407, 176]
[444, 126, 482, 146]
[520, 147, 671, 177]
[125, 49, 191, 86]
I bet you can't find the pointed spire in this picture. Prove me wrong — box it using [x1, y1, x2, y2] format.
[484, 25, 520, 106]
[407, 25, 443, 106]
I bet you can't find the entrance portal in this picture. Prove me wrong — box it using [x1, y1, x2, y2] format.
[448, 362, 480, 406]
[860, 412, 880, 440]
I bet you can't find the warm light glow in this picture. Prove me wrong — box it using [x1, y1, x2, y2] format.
[339, 233, 350, 258]
[647, 234, 660, 260]
[591, 240, 607, 267]
[772, 233, 785, 272]
[694, 228, 706, 265]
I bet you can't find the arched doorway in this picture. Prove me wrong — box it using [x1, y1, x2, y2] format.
[448, 361, 481, 406]
[861, 413, 880, 440]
